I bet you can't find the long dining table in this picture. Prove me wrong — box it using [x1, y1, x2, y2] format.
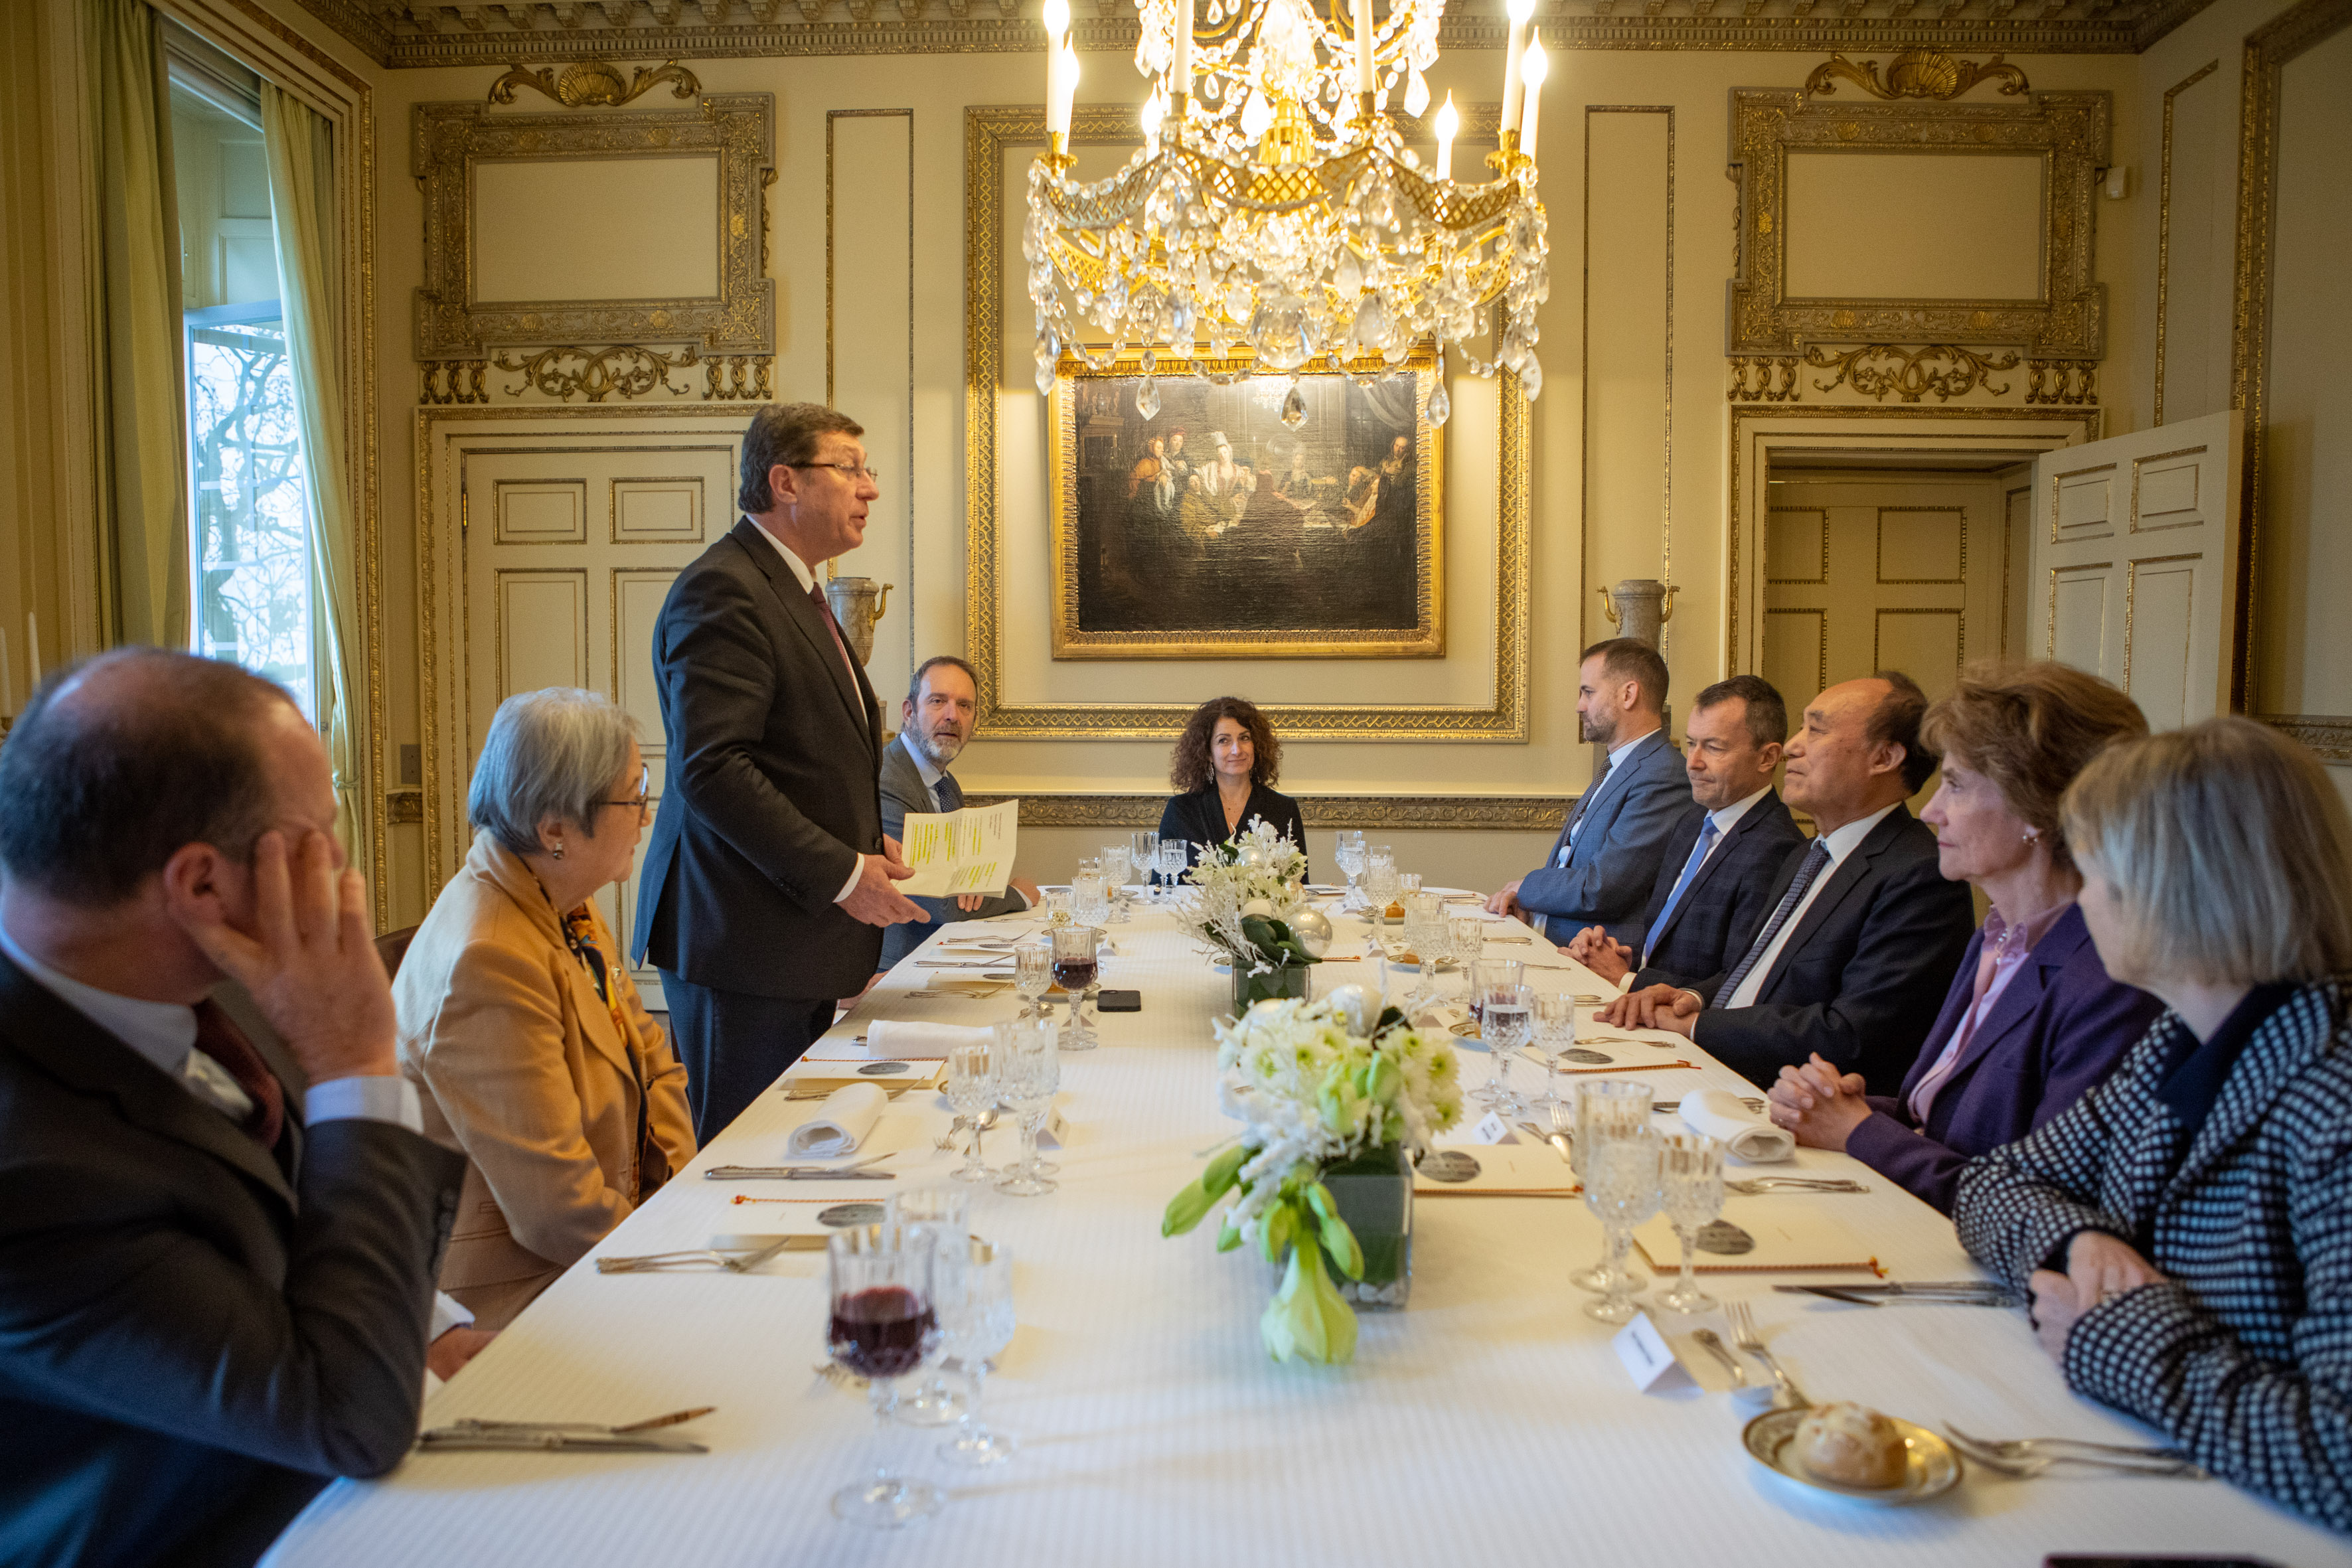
[266, 894, 2351, 1567]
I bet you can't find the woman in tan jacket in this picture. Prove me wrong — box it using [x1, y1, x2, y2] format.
[395, 688, 697, 1329]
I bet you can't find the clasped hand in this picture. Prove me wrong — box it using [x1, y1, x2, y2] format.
[2027, 1231, 2169, 1364]
[1596, 982, 1699, 1039]
[1563, 925, 1634, 985]
[1766, 1053, 1873, 1150]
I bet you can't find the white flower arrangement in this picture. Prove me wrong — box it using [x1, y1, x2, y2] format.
[1176, 817, 1316, 983]
[1163, 988, 1464, 1364]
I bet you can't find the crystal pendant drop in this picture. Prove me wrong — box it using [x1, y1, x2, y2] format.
[1136, 374, 1160, 420]
[1425, 378, 1450, 427]
[1404, 70, 1430, 118]
[1034, 341, 1058, 396]
[1280, 380, 1307, 430]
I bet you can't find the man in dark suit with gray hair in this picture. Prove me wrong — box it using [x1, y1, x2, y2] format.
[0, 649, 466, 1568]
[635, 402, 927, 1141]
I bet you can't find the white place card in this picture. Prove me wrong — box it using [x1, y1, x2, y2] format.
[1612, 1312, 1691, 1393]
[1470, 1111, 1517, 1144]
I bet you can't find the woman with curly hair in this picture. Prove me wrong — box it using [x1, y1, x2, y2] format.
[1157, 696, 1308, 873]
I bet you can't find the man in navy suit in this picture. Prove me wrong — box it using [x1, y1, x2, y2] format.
[1563, 674, 1804, 988]
[1603, 672, 1976, 1092]
[1487, 639, 1690, 948]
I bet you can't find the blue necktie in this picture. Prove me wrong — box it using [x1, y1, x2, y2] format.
[1715, 837, 1832, 1004]
[1642, 815, 1720, 965]
[935, 770, 964, 813]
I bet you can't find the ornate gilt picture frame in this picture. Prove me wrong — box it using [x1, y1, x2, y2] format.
[1047, 347, 1444, 661]
[410, 92, 774, 359]
[1725, 88, 2110, 359]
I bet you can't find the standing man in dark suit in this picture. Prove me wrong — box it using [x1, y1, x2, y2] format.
[1603, 672, 1976, 1093]
[1486, 638, 1690, 948]
[1563, 674, 1804, 988]
[0, 650, 467, 1568]
[876, 655, 1042, 972]
[634, 402, 927, 1142]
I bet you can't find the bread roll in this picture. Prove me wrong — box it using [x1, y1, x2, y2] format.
[1792, 1402, 1908, 1489]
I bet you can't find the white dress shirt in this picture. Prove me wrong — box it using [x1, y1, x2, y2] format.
[1719, 801, 1900, 1010]
[747, 517, 866, 906]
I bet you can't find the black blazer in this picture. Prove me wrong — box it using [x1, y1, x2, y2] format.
[1628, 791, 1806, 978]
[1158, 781, 1310, 878]
[0, 951, 463, 1568]
[635, 518, 889, 1000]
[1653, 804, 1976, 1094]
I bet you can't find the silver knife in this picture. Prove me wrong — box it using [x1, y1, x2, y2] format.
[417, 1429, 708, 1453]
[706, 1165, 898, 1181]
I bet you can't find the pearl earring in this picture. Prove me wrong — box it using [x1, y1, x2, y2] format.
[550, 842, 566, 860]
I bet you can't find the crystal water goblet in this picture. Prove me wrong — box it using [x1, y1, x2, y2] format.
[1129, 830, 1160, 899]
[886, 1189, 972, 1427]
[1466, 959, 1522, 1103]
[1156, 839, 1189, 900]
[1571, 1079, 1655, 1294]
[1050, 923, 1101, 1052]
[1656, 1133, 1725, 1314]
[1396, 871, 1422, 901]
[1364, 846, 1399, 919]
[1531, 991, 1577, 1110]
[1044, 886, 1072, 926]
[1012, 940, 1052, 1022]
[993, 1016, 1060, 1197]
[1581, 1129, 1662, 1326]
[1071, 871, 1111, 930]
[1479, 981, 1533, 1117]
[1332, 831, 1368, 911]
[826, 1223, 943, 1528]
[935, 1237, 1019, 1466]
[1099, 844, 1133, 921]
[1447, 914, 1486, 1001]
[944, 1042, 999, 1184]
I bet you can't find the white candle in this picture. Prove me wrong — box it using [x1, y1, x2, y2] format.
[1, 623, 13, 716]
[1043, 0, 1071, 136]
[1172, 0, 1192, 101]
[1520, 39, 1548, 159]
[1354, 0, 1374, 96]
[1433, 91, 1458, 183]
[1500, 0, 1533, 142]
[1061, 42, 1081, 133]
[26, 611, 39, 687]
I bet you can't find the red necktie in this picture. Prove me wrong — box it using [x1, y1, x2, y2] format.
[193, 998, 286, 1151]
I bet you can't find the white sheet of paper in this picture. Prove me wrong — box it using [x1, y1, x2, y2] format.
[897, 798, 1020, 898]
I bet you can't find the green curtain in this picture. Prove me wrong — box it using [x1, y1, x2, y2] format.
[260, 83, 367, 876]
[84, 0, 187, 649]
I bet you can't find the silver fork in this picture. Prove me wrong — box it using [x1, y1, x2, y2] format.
[1725, 1177, 1869, 1195]
[1942, 1435, 2205, 1480]
[813, 1362, 867, 1391]
[932, 1115, 973, 1152]
[1727, 1300, 1810, 1407]
[1944, 1423, 2190, 1464]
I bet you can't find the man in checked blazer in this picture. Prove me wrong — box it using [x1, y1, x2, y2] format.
[1605, 672, 1976, 1093]
[635, 402, 928, 1142]
[1486, 639, 1691, 949]
[1563, 674, 1805, 988]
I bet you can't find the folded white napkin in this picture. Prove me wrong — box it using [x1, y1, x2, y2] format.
[866, 1019, 993, 1060]
[1680, 1088, 1796, 1164]
[785, 1082, 886, 1158]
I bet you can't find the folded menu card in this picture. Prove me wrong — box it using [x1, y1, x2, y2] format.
[1413, 1143, 1581, 1197]
[785, 1083, 886, 1157]
[1631, 1202, 1880, 1275]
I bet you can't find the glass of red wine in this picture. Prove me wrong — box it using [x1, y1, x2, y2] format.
[1050, 923, 1102, 1052]
[826, 1224, 945, 1528]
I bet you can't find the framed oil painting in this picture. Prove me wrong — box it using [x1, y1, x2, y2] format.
[1046, 345, 1444, 659]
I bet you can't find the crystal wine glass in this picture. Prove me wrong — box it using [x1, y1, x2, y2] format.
[1050, 923, 1100, 1052]
[1364, 844, 1398, 918]
[1099, 844, 1133, 921]
[1012, 940, 1053, 1022]
[994, 1015, 1060, 1197]
[1447, 913, 1486, 1002]
[1478, 980, 1533, 1117]
[1401, 890, 1445, 1011]
[935, 1237, 1019, 1466]
[1156, 838, 1189, 900]
[1581, 1128, 1662, 1326]
[1467, 959, 1523, 1104]
[886, 1188, 971, 1427]
[944, 1040, 1000, 1184]
[1570, 1079, 1654, 1294]
[1129, 830, 1160, 900]
[1656, 1133, 1725, 1314]
[1332, 830, 1368, 911]
[1071, 871, 1111, 931]
[826, 1223, 944, 1528]
[1043, 886, 1072, 927]
[1531, 991, 1577, 1111]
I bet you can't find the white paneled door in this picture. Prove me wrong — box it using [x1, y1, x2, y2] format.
[2027, 409, 2243, 730]
[430, 412, 747, 1006]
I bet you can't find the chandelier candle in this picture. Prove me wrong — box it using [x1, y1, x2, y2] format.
[1500, 0, 1533, 147]
[1434, 90, 1457, 183]
[1519, 40, 1547, 158]
[1172, 0, 1192, 100]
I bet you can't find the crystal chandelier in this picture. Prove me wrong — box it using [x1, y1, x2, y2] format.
[1025, 0, 1552, 429]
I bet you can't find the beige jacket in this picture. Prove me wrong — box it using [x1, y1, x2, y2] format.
[396, 836, 696, 1328]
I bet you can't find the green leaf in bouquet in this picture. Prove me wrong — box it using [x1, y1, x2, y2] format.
[1259, 1199, 1296, 1263]
[1304, 1182, 1366, 1280]
[1260, 1232, 1360, 1364]
[1161, 1143, 1249, 1237]
[1215, 1215, 1244, 1252]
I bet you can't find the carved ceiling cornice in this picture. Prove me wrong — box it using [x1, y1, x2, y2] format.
[299, 0, 2217, 69]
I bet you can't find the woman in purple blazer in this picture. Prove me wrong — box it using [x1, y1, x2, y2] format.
[1766, 661, 2163, 1212]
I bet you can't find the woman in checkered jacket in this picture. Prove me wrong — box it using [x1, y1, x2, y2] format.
[1953, 716, 2352, 1533]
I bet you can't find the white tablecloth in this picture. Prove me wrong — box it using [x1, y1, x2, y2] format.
[266, 903, 2352, 1567]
